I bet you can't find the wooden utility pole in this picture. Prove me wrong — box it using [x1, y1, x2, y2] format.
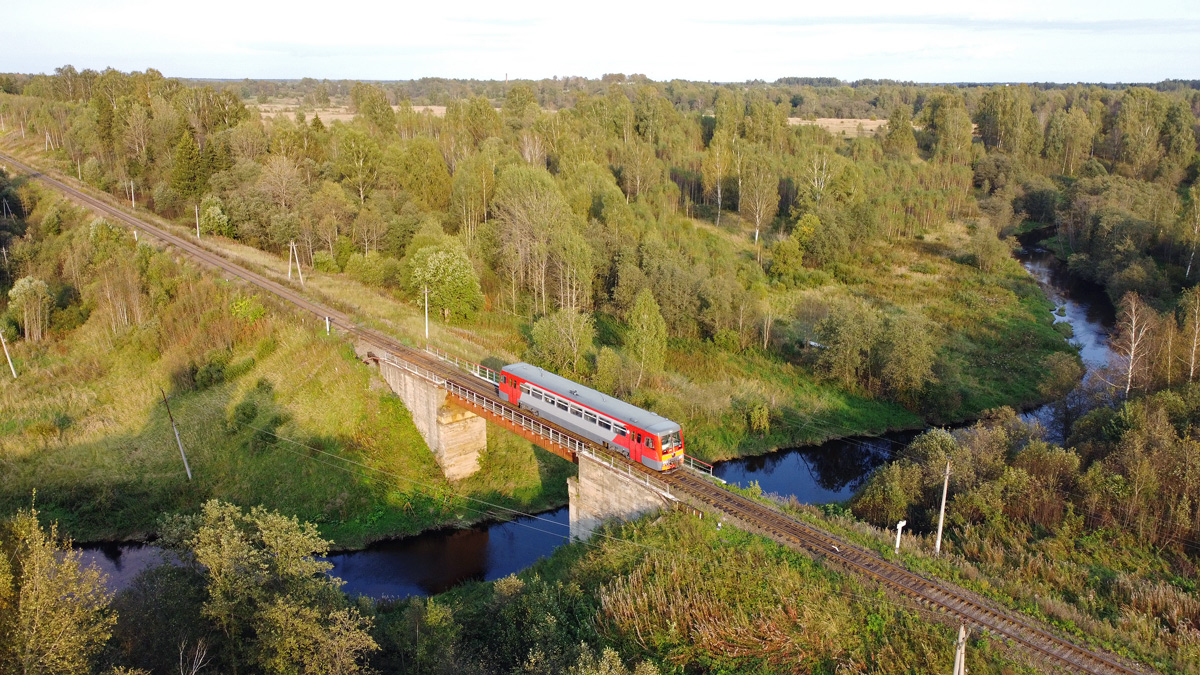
[935, 461, 950, 555]
[1, 328, 16, 379]
[160, 388, 193, 480]
[952, 624, 968, 675]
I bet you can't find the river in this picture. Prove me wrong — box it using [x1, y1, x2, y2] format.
[81, 242, 1116, 599]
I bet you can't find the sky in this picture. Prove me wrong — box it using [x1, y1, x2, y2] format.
[2, 0, 1198, 83]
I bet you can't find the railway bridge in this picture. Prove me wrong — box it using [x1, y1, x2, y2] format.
[0, 152, 1150, 675]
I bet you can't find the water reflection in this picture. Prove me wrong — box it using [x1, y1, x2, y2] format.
[79, 507, 570, 599]
[713, 431, 919, 504]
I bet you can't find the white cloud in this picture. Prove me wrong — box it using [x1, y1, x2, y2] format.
[1, 0, 1197, 81]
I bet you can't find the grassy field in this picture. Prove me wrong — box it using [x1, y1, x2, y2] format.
[0, 192, 574, 547]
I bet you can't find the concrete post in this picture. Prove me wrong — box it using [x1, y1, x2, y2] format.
[894, 519, 906, 554]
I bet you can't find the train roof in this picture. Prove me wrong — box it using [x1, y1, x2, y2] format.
[502, 362, 681, 435]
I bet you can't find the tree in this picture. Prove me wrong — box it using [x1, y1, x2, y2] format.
[382, 137, 451, 210]
[739, 145, 779, 262]
[8, 276, 52, 342]
[1110, 292, 1156, 397]
[199, 194, 233, 237]
[701, 129, 733, 225]
[0, 506, 116, 675]
[880, 313, 938, 404]
[1116, 87, 1166, 180]
[408, 244, 484, 323]
[920, 91, 973, 164]
[530, 309, 595, 376]
[351, 207, 386, 254]
[592, 346, 622, 395]
[1180, 285, 1200, 382]
[1043, 107, 1094, 176]
[334, 126, 381, 204]
[625, 288, 666, 387]
[159, 500, 377, 674]
[882, 104, 917, 158]
[257, 154, 304, 210]
[170, 132, 207, 202]
[310, 181, 355, 255]
[816, 299, 882, 390]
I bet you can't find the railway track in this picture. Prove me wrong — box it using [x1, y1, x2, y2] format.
[1, 152, 1148, 674]
[658, 471, 1144, 675]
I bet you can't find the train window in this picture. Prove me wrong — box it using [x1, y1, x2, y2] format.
[570, 406, 582, 418]
[544, 395, 556, 406]
[557, 399, 568, 411]
[531, 389, 543, 400]
[520, 384, 531, 395]
[615, 426, 627, 437]
[598, 419, 611, 431]
[584, 412, 597, 424]
[635, 433, 642, 444]
[501, 375, 508, 384]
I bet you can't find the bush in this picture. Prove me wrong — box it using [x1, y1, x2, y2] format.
[312, 250, 340, 273]
[231, 400, 259, 430]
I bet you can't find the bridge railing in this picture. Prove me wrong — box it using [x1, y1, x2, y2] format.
[425, 345, 501, 385]
[373, 348, 679, 502]
[683, 454, 713, 476]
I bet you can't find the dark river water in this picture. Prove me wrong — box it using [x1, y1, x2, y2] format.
[81, 241, 1116, 599]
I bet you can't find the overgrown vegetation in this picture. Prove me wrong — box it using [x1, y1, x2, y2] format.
[850, 401, 1200, 673]
[0, 179, 573, 546]
[2, 499, 1047, 674]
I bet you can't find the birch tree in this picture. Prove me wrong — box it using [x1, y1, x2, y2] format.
[739, 145, 779, 262]
[1181, 285, 1200, 382]
[702, 129, 733, 226]
[9, 276, 52, 343]
[1110, 292, 1156, 397]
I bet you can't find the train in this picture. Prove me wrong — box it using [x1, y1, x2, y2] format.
[497, 362, 685, 471]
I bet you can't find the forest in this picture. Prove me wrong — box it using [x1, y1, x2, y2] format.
[1, 67, 1200, 673]
[9, 67, 1195, 453]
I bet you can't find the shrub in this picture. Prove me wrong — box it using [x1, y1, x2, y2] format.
[312, 251, 340, 273]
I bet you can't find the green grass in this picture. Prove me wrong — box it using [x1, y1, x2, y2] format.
[366, 509, 1038, 675]
[0, 264, 574, 548]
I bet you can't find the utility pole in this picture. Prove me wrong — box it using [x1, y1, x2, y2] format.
[195, 204, 200, 237]
[160, 388, 192, 480]
[325, 316, 330, 335]
[894, 519, 906, 554]
[1, 328, 16, 379]
[130, 180, 135, 209]
[936, 461, 950, 555]
[952, 624, 968, 675]
[424, 285, 429, 341]
[288, 241, 304, 286]
[294, 243, 304, 286]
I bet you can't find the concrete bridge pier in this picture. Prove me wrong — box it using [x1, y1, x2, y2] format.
[370, 352, 487, 481]
[568, 452, 676, 540]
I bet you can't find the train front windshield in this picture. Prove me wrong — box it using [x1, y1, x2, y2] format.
[662, 431, 682, 450]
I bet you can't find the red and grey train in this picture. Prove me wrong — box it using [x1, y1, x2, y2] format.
[497, 363, 684, 471]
